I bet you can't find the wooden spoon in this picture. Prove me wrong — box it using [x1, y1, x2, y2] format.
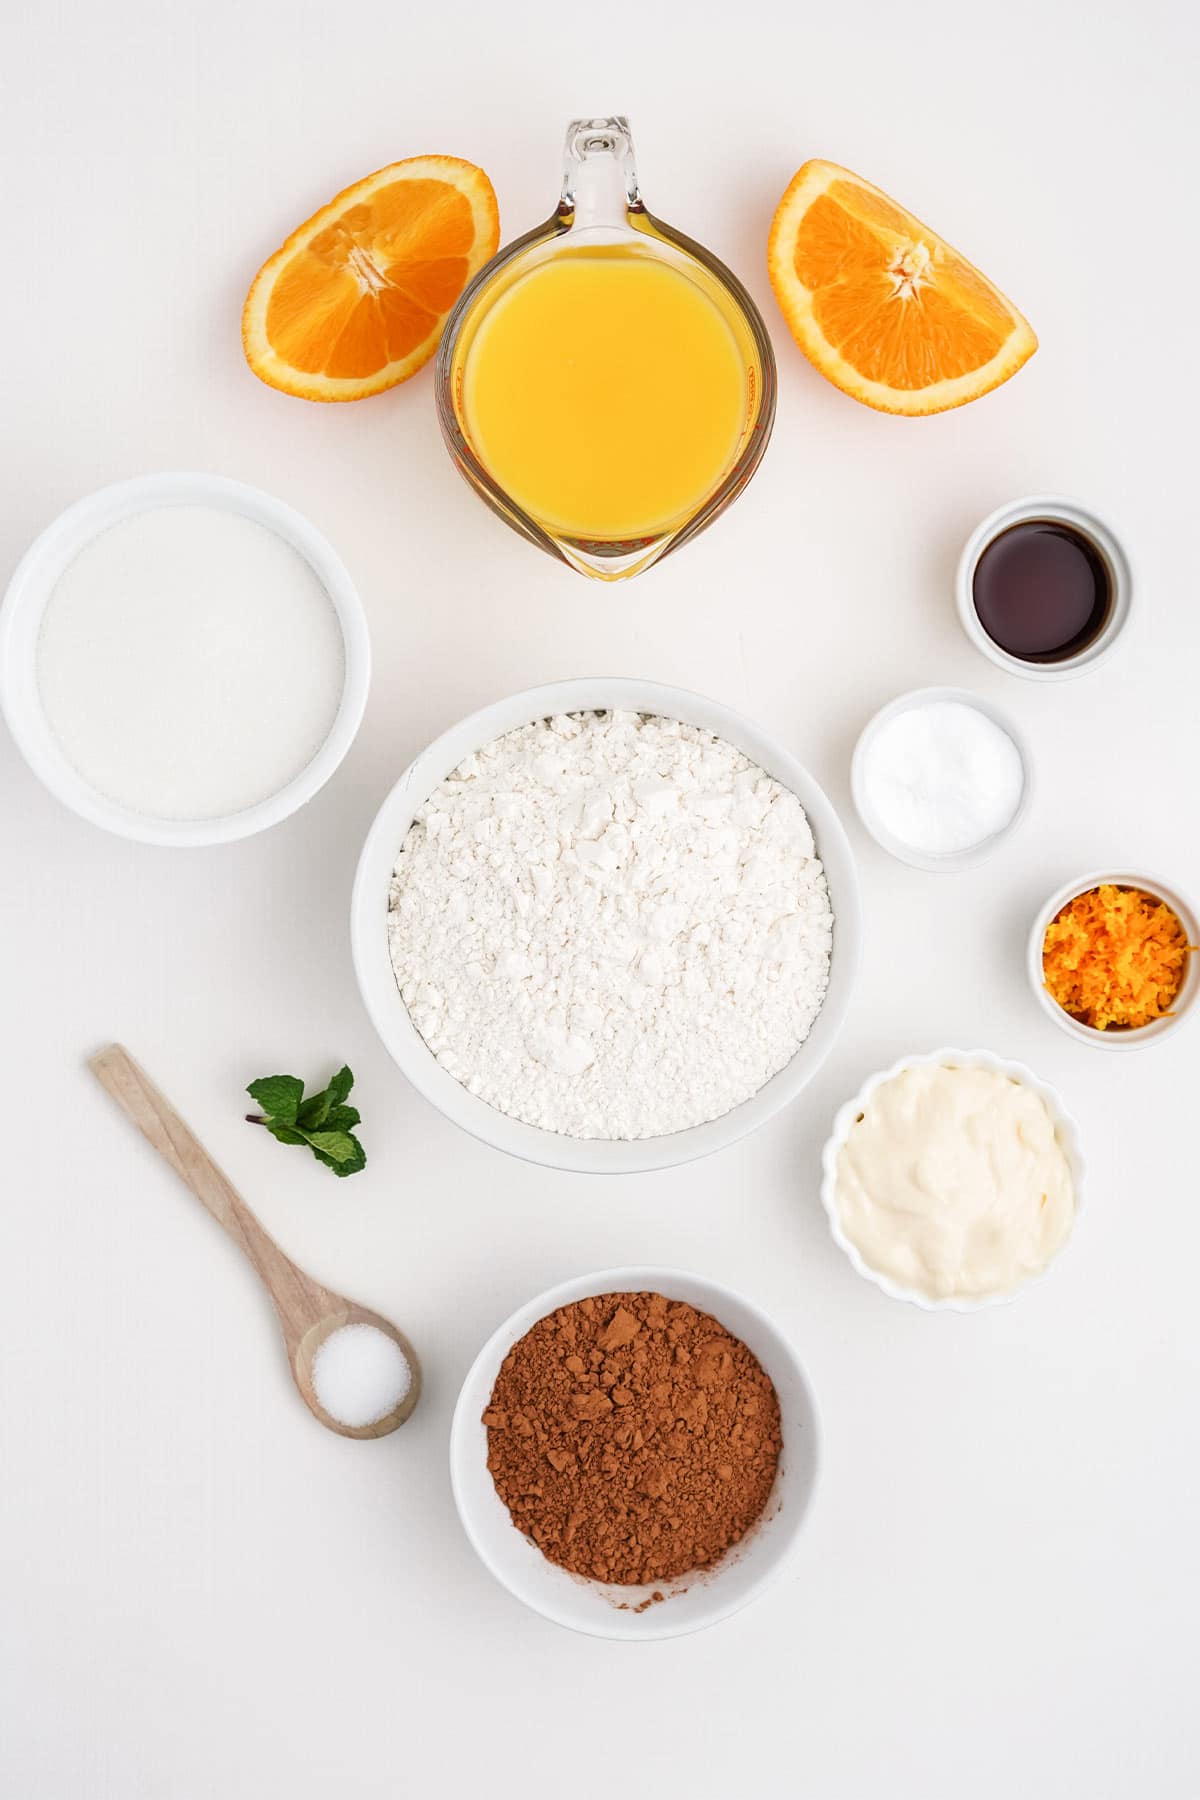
[89, 1044, 421, 1440]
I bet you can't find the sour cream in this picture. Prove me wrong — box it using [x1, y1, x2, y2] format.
[833, 1064, 1075, 1301]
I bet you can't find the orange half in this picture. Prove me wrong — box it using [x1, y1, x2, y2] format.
[243, 156, 500, 402]
[768, 160, 1036, 415]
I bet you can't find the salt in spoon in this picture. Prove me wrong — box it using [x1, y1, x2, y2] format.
[89, 1044, 420, 1440]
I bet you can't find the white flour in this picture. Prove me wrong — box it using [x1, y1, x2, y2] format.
[388, 710, 834, 1139]
[37, 505, 344, 820]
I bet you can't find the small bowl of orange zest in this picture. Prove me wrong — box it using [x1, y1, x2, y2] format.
[1028, 872, 1198, 1048]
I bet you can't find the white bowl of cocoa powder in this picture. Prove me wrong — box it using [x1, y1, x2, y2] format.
[449, 1266, 821, 1639]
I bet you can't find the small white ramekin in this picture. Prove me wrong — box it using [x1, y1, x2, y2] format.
[449, 1266, 821, 1640]
[0, 472, 370, 846]
[352, 678, 862, 1175]
[955, 494, 1134, 681]
[1028, 871, 1199, 1050]
[850, 685, 1033, 872]
[819, 1048, 1085, 1312]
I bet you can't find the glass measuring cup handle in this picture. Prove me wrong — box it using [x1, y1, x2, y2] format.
[559, 116, 642, 229]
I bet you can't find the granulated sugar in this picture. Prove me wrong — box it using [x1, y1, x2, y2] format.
[310, 1324, 412, 1429]
[37, 505, 344, 819]
[388, 710, 834, 1140]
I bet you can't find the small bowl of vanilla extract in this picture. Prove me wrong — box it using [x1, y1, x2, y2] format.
[956, 495, 1134, 681]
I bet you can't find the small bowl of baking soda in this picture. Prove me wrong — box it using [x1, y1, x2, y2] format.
[0, 472, 369, 847]
[850, 685, 1032, 872]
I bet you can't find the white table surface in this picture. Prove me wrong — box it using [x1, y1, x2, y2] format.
[3, 1, 1197, 1794]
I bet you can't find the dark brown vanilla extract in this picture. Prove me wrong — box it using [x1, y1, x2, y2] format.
[973, 521, 1111, 663]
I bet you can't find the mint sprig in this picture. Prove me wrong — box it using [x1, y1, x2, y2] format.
[246, 1064, 366, 1178]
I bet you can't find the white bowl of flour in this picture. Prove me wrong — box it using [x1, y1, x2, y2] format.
[352, 679, 861, 1174]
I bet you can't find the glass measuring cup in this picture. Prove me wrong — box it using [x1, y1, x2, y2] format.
[435, 117, 776, 581]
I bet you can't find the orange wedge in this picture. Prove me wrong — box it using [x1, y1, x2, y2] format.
[243, 157, 499, 402]
[767, 160, 1036, 415]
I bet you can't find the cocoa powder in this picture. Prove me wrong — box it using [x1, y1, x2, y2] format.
[483, 1291, 782, 1586]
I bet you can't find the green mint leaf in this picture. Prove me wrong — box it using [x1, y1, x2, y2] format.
[246, 1075, 304, 1123]
[315, 1145, 366, 1178]
[326, 1066, 355, 1108]
[245, 1064, 366, 1178]
[321, 1104, 361, 1131]
[308, 1129, 367, 1177]
[304, 1130, 361, 1165]
[295, 1066, 354, 1130]
[296, 1091, 331, 1130]
[263, 1120, 307, 1147]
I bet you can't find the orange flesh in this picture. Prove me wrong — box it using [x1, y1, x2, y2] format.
[792, 185, 1007, 389]
[767, 160, 1036, 413]
[265, 180, 476, 378]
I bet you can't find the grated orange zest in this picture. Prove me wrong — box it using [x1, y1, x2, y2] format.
[1042, 884, 1194, 1031]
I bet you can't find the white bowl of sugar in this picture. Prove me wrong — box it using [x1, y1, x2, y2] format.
[0, 472, 369, 846]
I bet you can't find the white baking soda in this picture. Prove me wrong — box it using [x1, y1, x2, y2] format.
[861, 700, 1024, 857]
[36, 506, 344, 820]
[310, 1324, 412, 1429]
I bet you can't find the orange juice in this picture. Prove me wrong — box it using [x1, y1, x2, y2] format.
[457, 246, 749, 543]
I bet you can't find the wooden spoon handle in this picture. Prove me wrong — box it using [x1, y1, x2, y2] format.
[89, 1045, 332, 1344]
